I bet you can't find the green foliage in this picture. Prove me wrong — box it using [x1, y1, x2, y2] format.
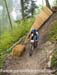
[51, 49, 57, 69]
[0, 17, 34, 52]
[48, 21, 57, 69]
[48, 21, 57, 41]
[0, 17, 34, 68]
[0, 54, 6, 69]
[53, 0, 57, 6]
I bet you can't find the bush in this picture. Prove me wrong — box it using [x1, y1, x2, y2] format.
[0, 54, 6, 69]
[48, 21, 57, 69]
[48, 21, 57, 41]
[0, 17, 35, 68]
[51, 49, 57, 69]
[0, 18, 34, 52]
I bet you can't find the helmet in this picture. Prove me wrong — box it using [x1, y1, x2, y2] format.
[31, 29, 37, 33]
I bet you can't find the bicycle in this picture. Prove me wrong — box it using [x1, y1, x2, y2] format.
[29, 40, 38, 56]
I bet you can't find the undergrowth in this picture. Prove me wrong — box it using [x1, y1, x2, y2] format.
[48, 21, 57, 69]
[0, 17, 35, 68]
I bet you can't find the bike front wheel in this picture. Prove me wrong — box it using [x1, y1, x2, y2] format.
[29, 43, 34, 56]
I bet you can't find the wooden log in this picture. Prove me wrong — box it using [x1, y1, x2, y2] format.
[11, 44, 26, 57]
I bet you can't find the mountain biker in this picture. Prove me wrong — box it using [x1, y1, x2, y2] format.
[28, 29, 40, 48]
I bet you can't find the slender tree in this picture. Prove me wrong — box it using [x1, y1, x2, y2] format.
[21, 0, 37, 19]
[45, 0, 51, 9]
[21, 0, 24, 19]
[3, 0, 13, 29]
[21, 0, 31, 19]
[24, 0, 30, 18]
[31, 0, 37, 16]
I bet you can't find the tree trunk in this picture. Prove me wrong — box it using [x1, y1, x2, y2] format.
[45, 0, 51, 9]
[3, 0, 13, 29]
[21, 0, 24, 19]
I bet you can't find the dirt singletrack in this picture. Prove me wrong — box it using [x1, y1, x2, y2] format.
[2, 12, 57, 75]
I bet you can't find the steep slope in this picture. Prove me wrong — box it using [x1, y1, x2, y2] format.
[1, 12, 57, 75]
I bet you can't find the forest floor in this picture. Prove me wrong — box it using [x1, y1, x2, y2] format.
[1, 12, 57, 75]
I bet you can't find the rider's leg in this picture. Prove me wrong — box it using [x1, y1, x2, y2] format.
[30, 40, 34, 49]
[29, 40, 34, 56]
[35, 40, 39, 48]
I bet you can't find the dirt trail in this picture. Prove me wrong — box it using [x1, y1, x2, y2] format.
[2, 12, 57, 75]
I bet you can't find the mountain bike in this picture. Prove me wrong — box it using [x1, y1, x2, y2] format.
[29, 40, 38, 56]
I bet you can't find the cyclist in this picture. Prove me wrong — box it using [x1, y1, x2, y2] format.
[28, 29, 40, 48]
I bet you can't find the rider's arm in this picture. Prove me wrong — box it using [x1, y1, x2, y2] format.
[28, 32, 33, 40]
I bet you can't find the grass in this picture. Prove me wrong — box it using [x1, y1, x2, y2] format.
[48, 21, 57, 69]
[0, 54, 6, 69]
[0, 17, 35, 68]
[51, 49, 57, 69]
